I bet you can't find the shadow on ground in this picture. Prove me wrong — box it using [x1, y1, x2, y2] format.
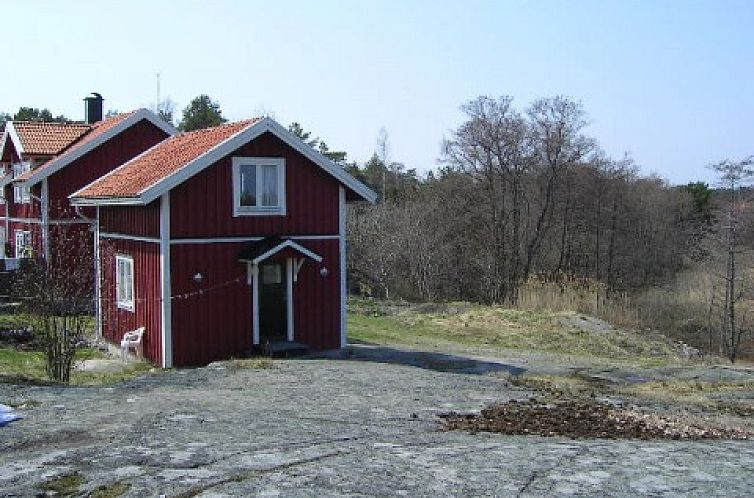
[313, 345, 526, 376]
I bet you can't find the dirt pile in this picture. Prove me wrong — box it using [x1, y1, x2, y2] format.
[440, 398, 750, 440]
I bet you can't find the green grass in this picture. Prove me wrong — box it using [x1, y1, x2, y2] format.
[0, 346, 152, 385]
[348, 298, 685, 364]
[0, 347, 47, 380]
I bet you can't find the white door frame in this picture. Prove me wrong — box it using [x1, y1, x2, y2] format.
[251, 258, 295, 345]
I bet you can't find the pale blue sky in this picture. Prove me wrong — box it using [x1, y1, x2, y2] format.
[4, 0, 753, 184]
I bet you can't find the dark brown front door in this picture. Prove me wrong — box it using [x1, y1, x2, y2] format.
[259, 263, 287, 342]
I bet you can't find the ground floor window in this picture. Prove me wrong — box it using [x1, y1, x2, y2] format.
[116, 255, 135, 311]
[14, 230, 31, 258]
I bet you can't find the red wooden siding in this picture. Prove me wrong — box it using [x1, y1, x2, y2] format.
[47, 120, 168, 219]
[168, 238, 340, 366]
[100, 238, 162, 364]
[290, 239, 341, 349]
[99, 201, 161, 238]
[170, 243, 251, 366]
[8, 184, 42, 220]
[170, 132, 340, 239]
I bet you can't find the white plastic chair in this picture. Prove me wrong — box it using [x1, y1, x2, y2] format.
[120, 327, 146, 361]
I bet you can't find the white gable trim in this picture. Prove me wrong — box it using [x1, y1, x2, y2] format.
[138, 121, 269, 205]
[1, 122, 25, 159]
[70, 117, 377, 207]
[23, 109, 176, 187]
[265, 119, 378, 204]
[240, 239, 323, 265]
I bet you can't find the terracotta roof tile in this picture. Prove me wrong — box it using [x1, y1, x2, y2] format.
[16, 111, 138, 182]
[74, 119, 259, 199]
[13, 121, 90, 156]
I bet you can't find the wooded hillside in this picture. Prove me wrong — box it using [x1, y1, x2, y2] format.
[344, 95, 752, 360]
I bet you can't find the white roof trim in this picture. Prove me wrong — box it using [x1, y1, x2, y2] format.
[70, 116, 377, 206]
[0, 122, 25, 160]
[138, 120, 268, 205]
[0, 173, 15, 189]
[265, 119, 378, 204]
[22, 109, 176, 187]
[240, 239, 323, 265]
[69, 196, 144, 207]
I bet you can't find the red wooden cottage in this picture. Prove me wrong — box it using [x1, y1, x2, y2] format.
[70, 118, 376, 367]
[0, 105, 174, 265]
[0, 120, 89, 257]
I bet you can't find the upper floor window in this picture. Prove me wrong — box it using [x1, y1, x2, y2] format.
[12, 162, 31, 204]
[232, 157, 286, 216]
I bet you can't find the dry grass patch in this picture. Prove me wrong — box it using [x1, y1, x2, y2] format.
[39, 471, 85, 496]
[349, 299, 687, 364]
[225, 357, 276, 370]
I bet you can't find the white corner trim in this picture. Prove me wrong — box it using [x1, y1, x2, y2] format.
[252, 263, 260, 345]
[339, 186, 347, 348]
[160, 192, 173, 368]
[286, 258, 294, 342]
[94, 206, 102, 339]
[25, 109, 175, 187]
[41, 179, 49, 261]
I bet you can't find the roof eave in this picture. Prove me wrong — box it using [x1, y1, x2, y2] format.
[69, 195, 145, 207]
[23, 109, 177, 187]
[138, 117, 378, 205]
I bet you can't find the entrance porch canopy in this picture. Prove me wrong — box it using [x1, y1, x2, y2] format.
[238, 236, 322, 265]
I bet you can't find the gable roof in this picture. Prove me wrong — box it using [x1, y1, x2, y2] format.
[70, 117, 378, 205]
[17, 109, 176, 186]
[1, 121, 90, 158]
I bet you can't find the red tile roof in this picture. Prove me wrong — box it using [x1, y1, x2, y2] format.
[74, 119, 259, 199]
[16, 111, 137, 182]
[12, 121, 90, 156]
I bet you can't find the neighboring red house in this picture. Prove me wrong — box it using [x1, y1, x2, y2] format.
[0, 108, 174, 263]
[70, 118, 376, 367]
[0, 120, 90, 257]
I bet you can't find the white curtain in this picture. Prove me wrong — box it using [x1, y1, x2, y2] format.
[261, 164, 278, 206]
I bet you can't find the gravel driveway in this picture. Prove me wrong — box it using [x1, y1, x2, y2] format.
[1, 350, 753, 497]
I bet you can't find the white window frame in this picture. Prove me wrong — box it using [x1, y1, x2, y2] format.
[115, 255, 135, 312]
[12, 162, 31, 204]
[14, 230, 31, 259]
[232, 157, 286, 217]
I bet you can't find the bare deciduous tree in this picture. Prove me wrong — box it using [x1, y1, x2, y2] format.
[14, 225, 94, 383]
[709, 157, 754, 363]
